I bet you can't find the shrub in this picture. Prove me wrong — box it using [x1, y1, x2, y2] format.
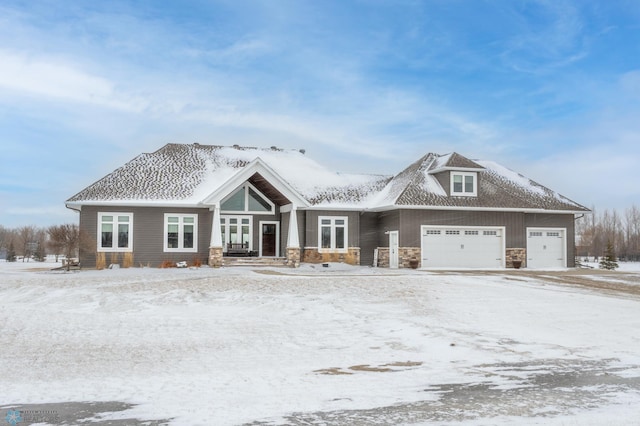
[160, 259, 175, 268]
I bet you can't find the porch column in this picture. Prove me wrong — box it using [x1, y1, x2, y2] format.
[286, 205, 301, 268]
[209, 203, 224, 268]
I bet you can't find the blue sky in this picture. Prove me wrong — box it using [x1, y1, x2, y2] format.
[1, 0, 639, 227]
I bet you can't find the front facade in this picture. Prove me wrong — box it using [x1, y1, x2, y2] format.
[66, 144, 589, 269]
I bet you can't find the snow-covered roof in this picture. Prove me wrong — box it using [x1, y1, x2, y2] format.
[66, 143, 391, 208]
[67, 143, 589, 212]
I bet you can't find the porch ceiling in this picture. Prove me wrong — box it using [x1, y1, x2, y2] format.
[248, 172, 292, 206]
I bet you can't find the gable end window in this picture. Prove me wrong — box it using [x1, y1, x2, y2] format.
[164, 214, 198, 252]
[221, 183, 275, 214]
[451, 172, 477, 196]
[98, 212, 133, 252]
[318, 216, 348, 253]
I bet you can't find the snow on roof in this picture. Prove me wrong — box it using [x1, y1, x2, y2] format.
[67, 144, 588, 212]
[67, 143, 391, 207]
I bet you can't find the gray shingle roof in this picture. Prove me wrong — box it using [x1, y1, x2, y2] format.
[67, 143, 588, 212]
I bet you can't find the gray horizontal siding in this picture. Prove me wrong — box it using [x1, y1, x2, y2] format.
[304, 210, 360, 248]
[79, 206, 212, 268]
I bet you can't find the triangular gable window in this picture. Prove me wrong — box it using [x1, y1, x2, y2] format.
[221, 183, 275, 214]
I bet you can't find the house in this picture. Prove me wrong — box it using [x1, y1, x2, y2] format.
[66, 143, 589, 269]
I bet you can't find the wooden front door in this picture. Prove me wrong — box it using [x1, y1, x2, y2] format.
[261, 223, 277, 257]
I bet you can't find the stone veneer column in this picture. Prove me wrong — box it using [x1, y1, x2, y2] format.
[506, 248, 526, 268]
[209, 247, 223, 268]
[286, 247, 301, 268]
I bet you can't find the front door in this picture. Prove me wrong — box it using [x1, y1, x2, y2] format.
[260, 222, 279, 257]
[389, 231, 399, 269]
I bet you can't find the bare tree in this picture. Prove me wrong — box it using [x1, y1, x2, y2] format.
[16, 225, 37, 262]
[47, 224, 94, 269]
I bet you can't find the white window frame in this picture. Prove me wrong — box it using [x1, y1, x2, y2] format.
[318, 216, 348, 253]
[97, 212, 133, 252]
[221, 182, 275, 215]
[164, 213, 198, 253]
[451, 172, 478, 196]
[221, 215, 253, 252]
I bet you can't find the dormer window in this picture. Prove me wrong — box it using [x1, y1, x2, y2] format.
[451, 172, 477, 196]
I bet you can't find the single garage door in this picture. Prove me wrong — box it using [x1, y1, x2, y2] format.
[527, 228, 566, 268]
[421, 226, 505, 268]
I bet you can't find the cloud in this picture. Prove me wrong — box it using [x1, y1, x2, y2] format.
[0, 50, 150, 112]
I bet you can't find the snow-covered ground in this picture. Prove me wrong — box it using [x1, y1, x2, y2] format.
[1, 261, 640, 425]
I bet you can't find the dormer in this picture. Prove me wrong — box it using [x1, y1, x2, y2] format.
[427, 152, 485, 197]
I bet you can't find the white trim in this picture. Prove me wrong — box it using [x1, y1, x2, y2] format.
[210, 204, 222, 248]
[420, 225, 506, 269]
[97, 212, 133, 252]
[318, 216, 348, 253]
[259, 221, 280, 257]
[163, 213, 198, 253]
[388, 230, 399, 269]
[450, 171, 477, 197]
[287, 206, 300, 248]
[428, 166, 485, 174]
[220, 215, 253, 252]
[202, 157, 310, 208]
[368, 205, 589, 214]
[220, 182, 275, 215]
[526, 227, 567, 269]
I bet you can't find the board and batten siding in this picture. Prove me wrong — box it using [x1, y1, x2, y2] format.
[79, 206, 212, 268]
[398, 210, 525, 248]
[391, 209, 576, 267]
[358, 212, 379, 267]
[525, 213, 576, 267]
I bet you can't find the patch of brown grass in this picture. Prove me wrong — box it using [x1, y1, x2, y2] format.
[122, 252, 134, 268]
[95, 252, 106, 270]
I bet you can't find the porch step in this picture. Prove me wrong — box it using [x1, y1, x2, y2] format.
[223, 257, 288, 267]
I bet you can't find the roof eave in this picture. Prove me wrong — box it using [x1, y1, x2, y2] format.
[366, 204, 590, 214]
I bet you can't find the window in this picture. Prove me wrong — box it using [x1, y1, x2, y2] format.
[221, 183, 274, 214]
[318, 216, 348, 252]
[446, 230, 460, 235]
[221, 216, 252, 251]
[451, 172, 477, 196]
[98, 212, 133, 251]
[164, 214, 198, 252]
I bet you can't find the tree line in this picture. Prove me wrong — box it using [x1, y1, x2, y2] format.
[0, 224, 92, 262]
[576, 205, 640, 261]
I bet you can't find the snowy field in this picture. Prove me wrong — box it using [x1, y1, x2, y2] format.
[1, 261, 640, 425]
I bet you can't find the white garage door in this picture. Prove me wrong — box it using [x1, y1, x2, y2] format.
[527, 228, 566, 268]
[421, 226, 504, 268]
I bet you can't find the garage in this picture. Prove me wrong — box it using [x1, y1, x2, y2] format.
[420, 226, 505, 268]
[527, 228, 566, 268]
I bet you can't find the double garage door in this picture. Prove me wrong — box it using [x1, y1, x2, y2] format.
[420, 226, 567, 269]
[421, 226, 504, 269]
